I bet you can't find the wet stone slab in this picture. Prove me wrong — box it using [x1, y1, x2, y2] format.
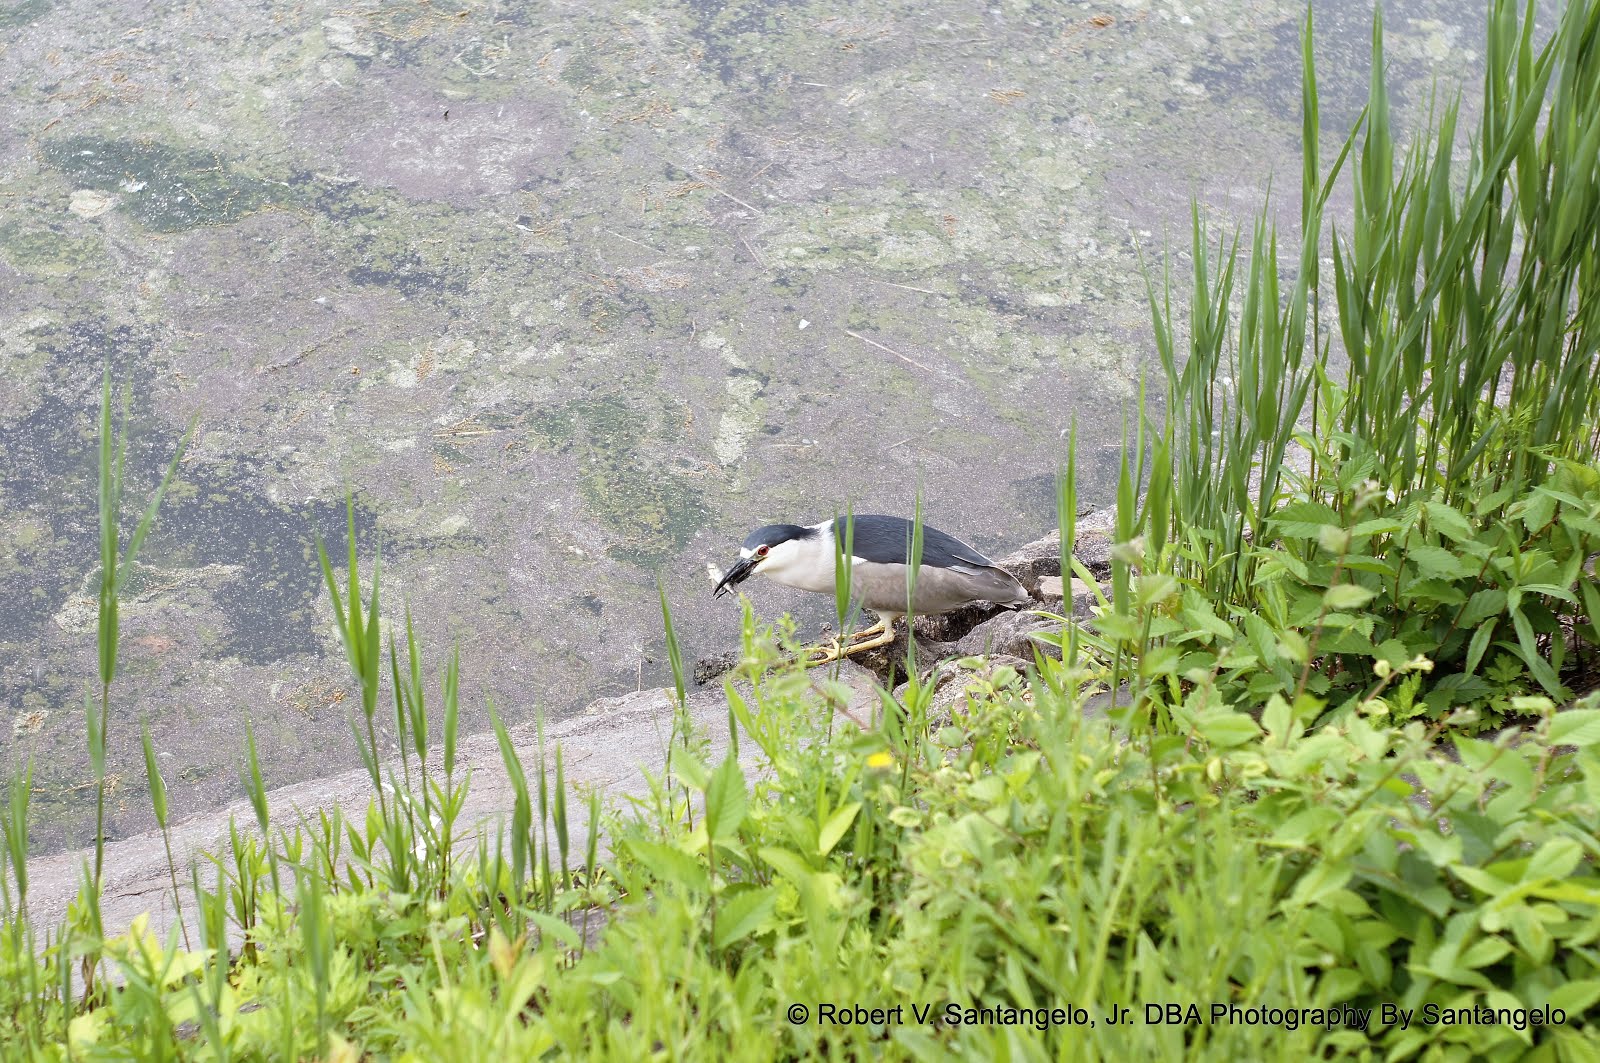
[0, 0, 1495, 852]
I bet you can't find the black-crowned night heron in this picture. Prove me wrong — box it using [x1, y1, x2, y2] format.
[712, 514, 1031, 665]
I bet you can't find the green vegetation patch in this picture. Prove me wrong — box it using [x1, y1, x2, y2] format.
[312, 184, 525, 295]
[41, 136, 289, 232]
[1094, 0, 1600, 727]
[534, 395, 708, 566]
[2, 602, 1596, 1060]
[0, 218, 104, 278]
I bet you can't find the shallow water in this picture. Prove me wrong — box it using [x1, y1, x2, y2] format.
[1, 0, 1496, 851]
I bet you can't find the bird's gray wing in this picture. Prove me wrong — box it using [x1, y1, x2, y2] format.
[844, 514, 998, 569]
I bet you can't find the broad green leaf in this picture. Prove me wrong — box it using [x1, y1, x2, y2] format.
[1407, 544, 1473, 581]
[1350, 517, 1403, 537]
[1139, 644, 1183, 678]
[1508, 612, 1564, 696]
[1459, 588, 1507, 626]
[1182, 591, 1235, 641]
[1457, 935, 1511, 969]
[1317, 524, 1352, 554]
[1271, 806, 1341, 848]
[525, 911, 582, 950]
[817, 802, 862, 858]
[713, 886, 778, 949]
[624, 838, 709, 893]
[1512, 488, 1557, 533]
[1271, 500, 1342, 538]
[1547, 980, 1600, 1016]
[1262, 695, 1293, 742]
[1195, 711, 1261, 748]
[1524, 837, 1582, 882]
[1373, 638, 1411, 669]
[1426, 501, 1476, 542]
[673, 751, 710, 791]
[704, 757, 748, 842]
[1277, 628, 1310, 664]
[1323, 583, 1377, 610]
[1465, 620, 1496, 675]
[1286, 857, 1351, 908]
[1451, 864, 1509, 897]
[758, 846, 816, 884]
[1135, 572, 1179, 607]
[1549, 710, 1600, 747]
[1506, 908, 1553, 966]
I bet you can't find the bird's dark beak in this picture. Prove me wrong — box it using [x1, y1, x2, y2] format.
[713, 556, 757, 599]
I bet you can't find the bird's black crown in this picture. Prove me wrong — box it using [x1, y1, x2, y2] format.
[741, 523, 817, 552]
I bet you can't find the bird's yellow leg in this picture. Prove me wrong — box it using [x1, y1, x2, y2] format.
[805, 617, 899, 666]
[846, 616, 889, 643]
[833, 623, 898, 659]
[803, 615, 902, 667]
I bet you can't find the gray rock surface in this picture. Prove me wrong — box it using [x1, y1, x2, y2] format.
[953, 609, 1059, 661]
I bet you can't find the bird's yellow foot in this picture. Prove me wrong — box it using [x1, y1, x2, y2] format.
[802, 620, 899, 667]
[803, 633, 845, 668]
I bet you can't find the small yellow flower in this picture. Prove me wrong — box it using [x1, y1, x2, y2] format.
[866, 751, 895, 771]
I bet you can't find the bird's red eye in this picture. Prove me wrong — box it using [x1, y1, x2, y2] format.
[756, 544, 769, 558]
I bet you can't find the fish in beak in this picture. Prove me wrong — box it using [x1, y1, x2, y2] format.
[712, 555, 758, 598]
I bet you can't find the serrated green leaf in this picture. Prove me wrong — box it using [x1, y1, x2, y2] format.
[624, 838, 708, 893]
[1182, 592, 1235, 641]
[713, 886, 778, 949]
[1350, 517, 1403, 538]
[1271, 501, 1342, 539]
[1427, 501, 1476, 542]
[1317, 524, 1352, 554]
[1407, 544, 1473, 580]
[704, 757, 748, 842]
[1512, 489, 1557, 533]
[1549, 709, 1600, 747]
[673, 751, 710, 792]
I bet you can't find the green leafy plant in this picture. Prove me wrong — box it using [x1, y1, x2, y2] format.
[1097, 0, 1600, 725]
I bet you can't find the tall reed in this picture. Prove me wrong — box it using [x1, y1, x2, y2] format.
[1137, 0, 1598, 647]
[79, 371, 195, 998]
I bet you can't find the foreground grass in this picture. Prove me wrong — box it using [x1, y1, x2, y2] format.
[2, 607, 1598, 1060]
